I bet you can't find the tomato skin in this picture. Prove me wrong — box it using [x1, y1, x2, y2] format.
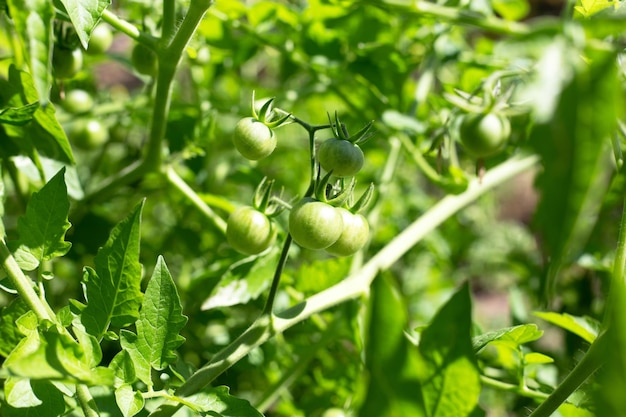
[70, 118, 108, 150]
[325, 208, 369, 257]
[86, 24, 113, 55]
[61, 89, 94, 114]
[289, 198, 344, 250]
[131, 43, 158, 76]
[226, 206, 277, 255]
[318, 138, 364, 177]
[232, 117, 277, 160]
[458, 112, 510, 158]
[52, 46, 83, 79]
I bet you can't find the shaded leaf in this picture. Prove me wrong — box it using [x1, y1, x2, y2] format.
[109, 349, 137, 387]
[0, 297, 30, 358]
[14, 167, 71, 268]
[115, 384, 145, 417]
[0, 102, 39, 125]
[530, 44, 620, 298]
[417, 283, 481, 417]
[357, 273, 425, 417]
[472, 324, 544, 352]
[574, 0, 616, 17]
[1, 379, 64, 417]
[182, 386, 263, 416]
[5, 0, 54, 104]
[119, 330, 150, 386]
[81, 201, 144, 340]
[492, 0, 530, 21]
[534, 311, 599, 343]
[201, 249, 279, 310]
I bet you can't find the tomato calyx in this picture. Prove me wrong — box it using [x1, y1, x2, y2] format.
[314, 171, 355, 207]
[328, 111, 374, 146]
[250, 91, 291, 129]
[252, 177, 286, 217]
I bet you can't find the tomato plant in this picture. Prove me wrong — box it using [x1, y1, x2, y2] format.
[289, 197, 344, 250]
[232, 116, 277, 160]
[458, 112, 511, 158]
[52, 46, 83, 79]
[226, 206, 276, 255]
[0, 1, 624, 417]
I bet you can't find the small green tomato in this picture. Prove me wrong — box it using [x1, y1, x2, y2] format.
[226, 206, 277, 255]
[232, 117, 277, 160]
[318, 138, 364, 177]
[458, 112, 510, 158]
[325, 208, 369, 257]
[288, 198, 344, 250]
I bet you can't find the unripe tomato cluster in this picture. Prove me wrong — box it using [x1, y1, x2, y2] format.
[288, 198, 369, 256]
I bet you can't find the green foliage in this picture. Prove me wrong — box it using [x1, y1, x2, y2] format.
[0, 0, 625, 416]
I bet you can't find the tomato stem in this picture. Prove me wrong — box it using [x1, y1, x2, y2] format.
[262, 234, 293, 315]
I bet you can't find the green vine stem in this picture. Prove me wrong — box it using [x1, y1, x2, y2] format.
[149, 153, 540, 417]
[479, 375, 549, 401]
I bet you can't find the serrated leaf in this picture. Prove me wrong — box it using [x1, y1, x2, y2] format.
[115, 384, 145, 417]
[81, 201, 144, 340]
[0, 66, 74, 164]
[533, 311, 599, 343]
[4, 327, 114, 385]
[14, 168, 71, 268]
[135, 256, 187, 370]
[119, 257, 187, 388]
[0, 102, 39, 125]
[472, 324, 544, 352]
[59, 0, 111, 48]
[0, 298, 30, 357]
[416, 283, 481, 417]
[182, 386, 263, 416]
[358, 274, 425, 417]
[201, 249, 279, 310]
[5, 0, 54, 104]
[1, 379, 64, 417]
[530, 45, 620, 299]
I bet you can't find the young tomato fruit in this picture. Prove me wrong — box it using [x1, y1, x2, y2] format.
[131, 43, 158, 76]
[61, 89, 94, 114]
[233, 117, 277, 160]
[289, 198, 344, 250]
[226, 206, 277, 255]
[86, 24, 113, 55]
[52, 46, 83, 79]
[325, 208, 369, 257]
[70, 118, 108, 150]
[458, 112, 510, 158]
[318, 138, 364, 177]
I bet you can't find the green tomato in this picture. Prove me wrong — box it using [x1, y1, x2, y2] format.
[458, 112, 510, 158]
[325, 208, 369, 257]
[70, 118, 108, 150]
[61, 89, 94, 114]
[232, 117, 277, 160]
[52, 46, 83, 79]
[288, 197, 344, 250]
[321, 409, 347, 417]
[86, 24, 113, 55]
[318, 138, 364, 177]
[226, 206, 277, 255]
[131, 43, 158, 76]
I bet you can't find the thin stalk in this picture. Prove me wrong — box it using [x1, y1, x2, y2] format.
[148, 153, 539, 417]
[165, 166, 227, 234]
[0, 239, 53, 321]
[480, 375, 549, 401]
[262, 235, 293, 315]
[100, 10, 145, 43]
[75, 384, 100, 417]
[528, 332, 607, 417]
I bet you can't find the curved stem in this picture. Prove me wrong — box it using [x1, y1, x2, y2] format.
[480, 375, 549, 401]
[262, 235, 293, 315]
[75, 384, 100, 417]
[148, 153, 539, 417]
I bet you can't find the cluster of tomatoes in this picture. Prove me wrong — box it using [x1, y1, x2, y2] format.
[227, 107, 372, 258]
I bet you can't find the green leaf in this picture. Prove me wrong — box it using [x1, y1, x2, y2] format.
[58, 0, 111, 49]
[120, 256, 187, 387]
[115, 384, 145, 417]
[1, 379, 64, 417]
[533, 311, 599, 343]
[109, 349, 137, 386]
[4, 326, 114, 385]
[574, 0, 616, 17]
[0, 66, 74, 164]
[357, 274, 425, 417]
[5, 0, 54, 104]
[524, 352, 553, 364]
[81, 201, 144, 340]
[0, 102, 39, 125]
[416, 283, 481, 417]
[0, 297, 30, 358]
[182, 386, 263, 416]
[13, 168, 71, 268]
[472, 324, 544, 352]
[530, 44, 620, 298]
[201, 249, 279, 310]
[492, 0, 530, 21]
